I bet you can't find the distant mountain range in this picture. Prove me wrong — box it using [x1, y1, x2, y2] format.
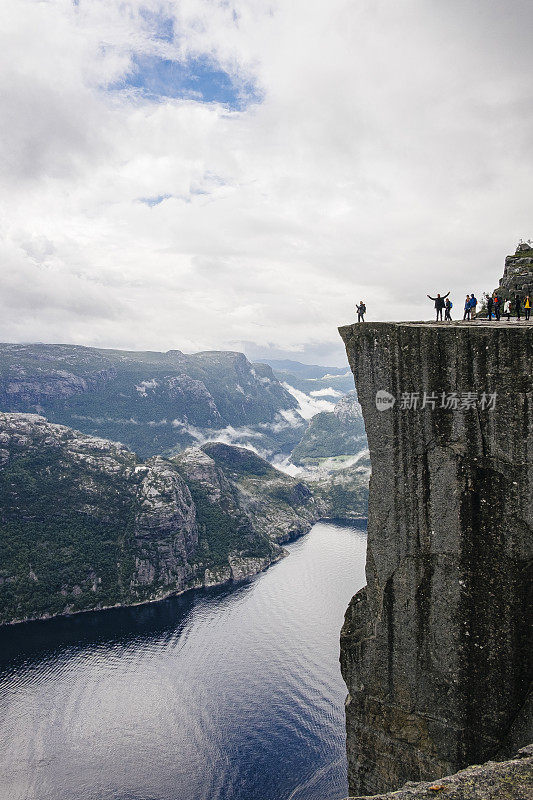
[0, 346, 369, 624]
[0, 344, 306, 459]
[256, 357, 355, 397]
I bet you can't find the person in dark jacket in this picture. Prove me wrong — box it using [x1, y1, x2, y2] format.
[494, 294, 501, 320]
[356, 301, 366, 322]
[487, 295, 494, 320]
[427, 291, 450, 321]
[515, 295, 522, 320]
[444, 297, 453, 321]
[463, 295, 471, 320]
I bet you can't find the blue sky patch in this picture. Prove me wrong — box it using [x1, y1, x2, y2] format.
[138, 194, 172, 207]
[113, 53, 261, 110]
[139, 8, 175, 42]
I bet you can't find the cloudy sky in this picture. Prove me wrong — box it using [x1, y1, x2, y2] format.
[1, 0, 532, 365]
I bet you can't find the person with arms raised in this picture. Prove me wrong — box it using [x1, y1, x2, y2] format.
[427, 290, 450, 322]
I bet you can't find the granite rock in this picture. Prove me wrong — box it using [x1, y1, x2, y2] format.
[347, 745, 533, 800]
[339, 321, 533, 796]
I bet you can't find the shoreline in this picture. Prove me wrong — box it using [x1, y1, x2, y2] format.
[0, 517, 367, 629]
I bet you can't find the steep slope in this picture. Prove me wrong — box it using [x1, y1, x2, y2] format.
[193, 442, 321, 543]
[0, 344, 303, 458]
[290, 391, 367, 465]
[309, 452, 370, 520]
[0, 413, 318, 625]
[339, 320, 533, 796]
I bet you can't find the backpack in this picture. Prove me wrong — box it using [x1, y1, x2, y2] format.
[449, 301, 453, 309]
[361, 304, 366, 313]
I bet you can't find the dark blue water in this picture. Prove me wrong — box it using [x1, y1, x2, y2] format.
[0, 521, 367, 800]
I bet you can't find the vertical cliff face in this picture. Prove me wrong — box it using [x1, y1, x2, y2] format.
[338, 321, 533, 796]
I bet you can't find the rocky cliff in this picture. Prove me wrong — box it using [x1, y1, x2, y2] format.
[349, 745, 533, 800]
[338, 321, 532, 796]
[496, 241, 533, 302]
[0, 413, 320, 625]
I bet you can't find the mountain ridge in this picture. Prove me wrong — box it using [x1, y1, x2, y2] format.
[0, 412, 321, 626]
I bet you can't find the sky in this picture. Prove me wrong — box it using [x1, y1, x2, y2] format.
[1, 0, 532, 366]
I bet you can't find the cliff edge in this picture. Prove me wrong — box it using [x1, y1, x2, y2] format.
[348, 745, 533, 800]
[338, 321, 532, 796]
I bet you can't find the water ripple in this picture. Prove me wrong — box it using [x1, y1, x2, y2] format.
[0, 521, 367, 800]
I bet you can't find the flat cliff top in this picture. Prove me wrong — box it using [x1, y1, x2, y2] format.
[340, 319, 533, 335]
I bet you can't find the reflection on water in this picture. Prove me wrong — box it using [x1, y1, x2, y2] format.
[0, 520, 367, 800]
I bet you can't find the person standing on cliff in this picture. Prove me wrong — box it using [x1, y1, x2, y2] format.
[463, 295, 471, 320]
[470, 293, 478, 319]
[356, 301, 366, 322]
[494, 294, 501, 320]
[487, 295, 494, 320]
[444, 297, 453, 320]
[504, 298, 512, 320]
[525, 295, 531, 321]
[427, 291, 450, 321]
[514, 294, 522, 320]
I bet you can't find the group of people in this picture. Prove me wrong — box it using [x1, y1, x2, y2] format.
[426, 291, 531, 322]
[486, 293, 531, 321]
[355, 292, 531, 323]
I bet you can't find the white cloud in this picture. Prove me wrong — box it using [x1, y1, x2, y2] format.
[281, 383, 336, 419]
[1, 0, 532, 363]
[310, 387, 343, 398]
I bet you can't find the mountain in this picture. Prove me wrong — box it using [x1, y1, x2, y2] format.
[0, 344, 306, 458]
[254, 359, 349, 379]
[0, 413, 321, 625]
[290, 391, 367, 465]
[273, 392, 370, 521]
[256, 358, 356, 397]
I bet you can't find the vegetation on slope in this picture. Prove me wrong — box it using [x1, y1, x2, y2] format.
[0, 414, 320, 625]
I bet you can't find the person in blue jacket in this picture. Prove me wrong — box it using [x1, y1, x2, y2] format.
[470, 293, 478, 319]
[463, 295, 471, 320]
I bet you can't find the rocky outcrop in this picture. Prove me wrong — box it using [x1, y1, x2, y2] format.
[132, 457, 199, 591]
[348, 745, 533, 800]
[338, 321, 533, 796]
[496, 241, 533, 300]
[0, 413, 318, 625]
[193, 441, 322, 544]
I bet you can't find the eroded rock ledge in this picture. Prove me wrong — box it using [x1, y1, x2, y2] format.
[347, 745, 533, 800]
[338, 321, 533, 796]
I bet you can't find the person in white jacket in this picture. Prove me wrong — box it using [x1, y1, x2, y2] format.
[504, 298, 512, 320]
